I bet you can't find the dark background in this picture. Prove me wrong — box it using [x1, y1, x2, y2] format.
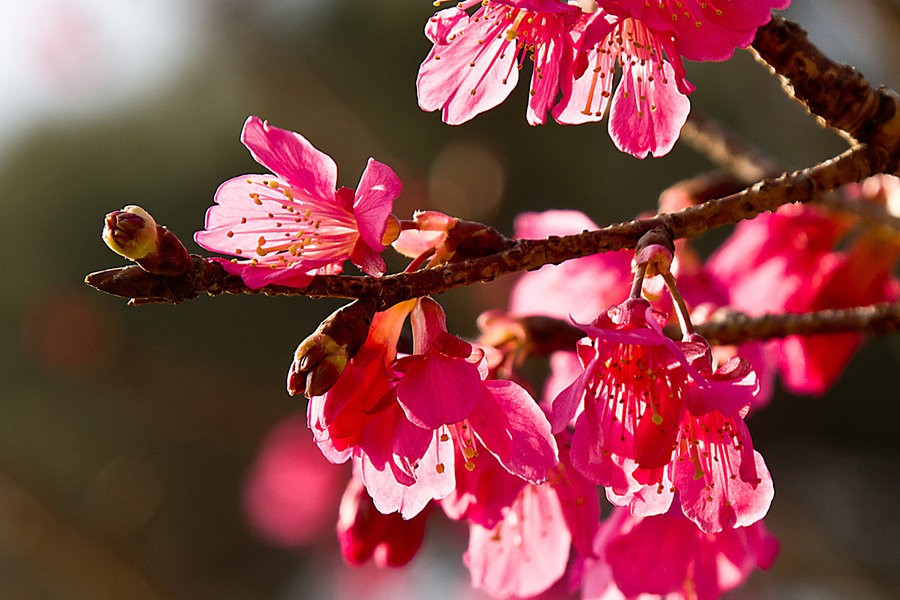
[1, 1, 898, 598]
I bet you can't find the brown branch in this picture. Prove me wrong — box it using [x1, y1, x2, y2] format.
[480, 304, 900, 356]
[751, 16, 900, 158]
[693, 303, 900, 346]
[86, 144, 890, 310]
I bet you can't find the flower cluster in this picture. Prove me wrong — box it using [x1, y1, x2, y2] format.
[417, 0, 790, 157]
[170, 24, 896, 590]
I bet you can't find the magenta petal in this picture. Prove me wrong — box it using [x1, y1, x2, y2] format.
[676, 448, 774, 533]
[464, 485, 571, 599]
[605, 511, 697, 597]
[395, 354, 481, 429]
[608, 60, 690, 159]
[216, 258, 316, 290]
[410, 296, 449, 356]
[549, 351, 599, 433]
[240, 116, 338, 200]
[353, 158, 401, 252]
[477, 380, 559, 484]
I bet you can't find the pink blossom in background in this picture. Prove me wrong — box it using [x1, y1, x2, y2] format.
[337, 477, 429, 568]
[510, 210, 633, 324]
[195, 116, 401, 289]
[417, 0, 580, 126]
[706, 200, 899, 395]
[243, 413, 346, 547]
[581, 504, 779, 600]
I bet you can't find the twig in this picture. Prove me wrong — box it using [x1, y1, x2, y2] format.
[86, 144, 890, 310]
[478, 304, 900, 355]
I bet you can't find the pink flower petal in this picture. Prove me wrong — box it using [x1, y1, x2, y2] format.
[240, 115, 337, 200]
[475, 380, 559, 484]
[464, 485, 571, 599]
[353, 158, 401, 252]
[417, 8, 519, 125]
[608, 59, 690, 159]
[395, 353, 483, 429]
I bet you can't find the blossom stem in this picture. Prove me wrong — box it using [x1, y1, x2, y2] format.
[629, 262, 647, 300]
[661, 271, 695, 339]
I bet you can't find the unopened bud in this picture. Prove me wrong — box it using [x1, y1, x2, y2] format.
[287, 301, 377, 398]
[102, 206, 192, 276]
[103, 206, 158, 260]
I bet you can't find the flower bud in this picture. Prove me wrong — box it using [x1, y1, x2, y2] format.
[103, 206, 158, 260]
[102, 205, 192, 276]
[287, 300, 377, 398]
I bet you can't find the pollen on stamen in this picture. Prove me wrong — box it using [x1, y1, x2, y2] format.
[436, 463, 445, 474]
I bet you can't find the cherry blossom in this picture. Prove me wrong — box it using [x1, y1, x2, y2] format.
[195, 116, 401, 289]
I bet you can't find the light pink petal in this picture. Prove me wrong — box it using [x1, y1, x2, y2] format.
[552, 23, 617, 125]
[353, 158, 401, 252]
[359, 431, 455, 519]
[214, 258, 317, 290]
[349, 241, 387, 277]
[240, 116, 337, 200]
[464, 485, 571, 599]
[608, 60, 690, 159]
[417, 10, 519, 125]
[476, 380, 559, 484]
[395, 354, 483, 429]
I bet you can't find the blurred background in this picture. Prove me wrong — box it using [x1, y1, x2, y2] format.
[1, 0, 898, 598]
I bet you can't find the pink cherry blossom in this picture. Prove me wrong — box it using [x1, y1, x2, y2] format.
[195, 116, 401, 289]
[707, 201, 899, 395]
[393, 298, 560, 486]
[552, 9, 692, 158]
[551, 298, 694, 480]
[603, 0, 791, 62]
[417, 0, 580, 126]
[581, 504, 779, 600]
[308, 296, 558, 519]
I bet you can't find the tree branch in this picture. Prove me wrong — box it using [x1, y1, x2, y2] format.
[752, 16, 900, 158]
[86, 144, 890, 310]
